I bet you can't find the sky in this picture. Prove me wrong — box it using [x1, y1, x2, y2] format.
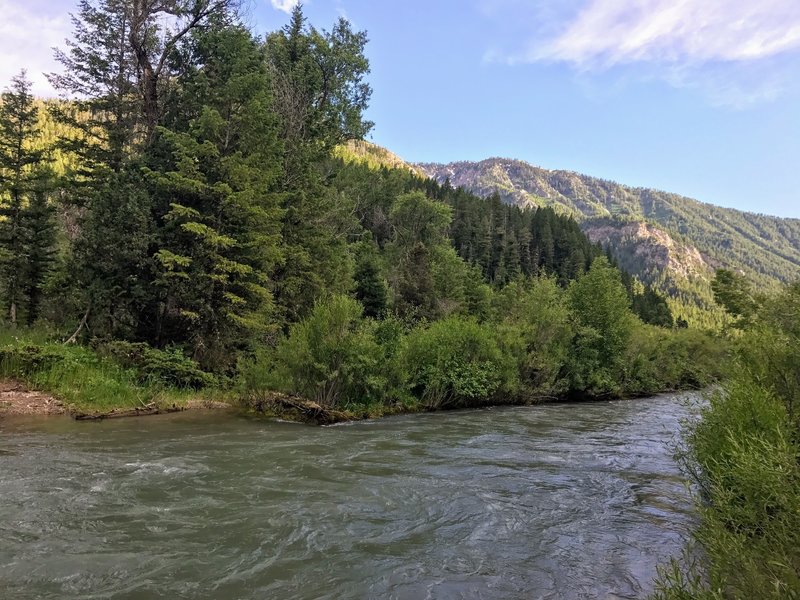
[1, 0, 799, 218]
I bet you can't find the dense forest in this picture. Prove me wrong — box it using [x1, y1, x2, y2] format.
[1, 1, 723, 418]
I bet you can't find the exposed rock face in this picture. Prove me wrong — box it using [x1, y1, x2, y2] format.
[582, 220, 713, 281]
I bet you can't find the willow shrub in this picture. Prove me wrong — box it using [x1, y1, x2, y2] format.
[652, 381, 800, 600]
[402, 316, 518, 409]
[653, 283, 800, 599]
[240, 295, 400, 410]
[622, 325, 730, 396]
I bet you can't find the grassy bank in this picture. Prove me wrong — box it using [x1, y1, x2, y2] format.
[652, 283, 800, 599]
[0, 330, 229, 415]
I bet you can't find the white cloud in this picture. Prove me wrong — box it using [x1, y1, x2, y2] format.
[485, 0, 800, 107]
[270, 0, 300, 13]
[533, 0, 800, 67]
[0, 0, 70, 97]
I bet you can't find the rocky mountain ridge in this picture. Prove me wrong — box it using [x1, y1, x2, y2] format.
[417, 157, 800, 291]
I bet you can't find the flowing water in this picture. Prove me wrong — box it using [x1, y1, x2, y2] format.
[0, 393, 698, 599]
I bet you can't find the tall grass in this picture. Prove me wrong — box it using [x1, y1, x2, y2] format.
[652, 284, 800, 599]
[0, 328, 204, 412]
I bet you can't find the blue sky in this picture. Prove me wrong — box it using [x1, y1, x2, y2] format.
[1, 0, 799, 218]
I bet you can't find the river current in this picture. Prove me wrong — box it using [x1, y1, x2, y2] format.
[0, 393, 697, 599]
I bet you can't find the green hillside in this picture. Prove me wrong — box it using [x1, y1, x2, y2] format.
[418, 158, 800, 289]
[414, 157, 799, 328]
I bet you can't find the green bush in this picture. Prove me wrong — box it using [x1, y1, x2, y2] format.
[565, 258, 637, 397]
[0, 343, 68, 376]
[96, 341, 216, 389]
[491, 277, 571, 398]
[402, 316, 517, 409]
[244, 295, 391, 409]
[653, 381, 800, 600]
[622, 325, 729, 396]
[653, 282, 800, 599]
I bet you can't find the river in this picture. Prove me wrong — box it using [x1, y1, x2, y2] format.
[0, 393, 698, 599]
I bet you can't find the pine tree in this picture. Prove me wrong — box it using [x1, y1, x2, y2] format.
[20, 177, 57, 325]
[144, 25, 284, 366]
[266, 6, 373, 325]
[354, 245, 388, 319]
[0, 71, 45, 326]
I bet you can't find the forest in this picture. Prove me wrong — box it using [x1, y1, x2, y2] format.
[0, 1, 722, 416]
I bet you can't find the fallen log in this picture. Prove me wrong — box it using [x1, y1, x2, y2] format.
[247, 392, 352, 425]
[72, 402, 186, 421]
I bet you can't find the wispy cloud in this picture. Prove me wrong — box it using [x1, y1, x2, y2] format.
[270, 0, 300, 13]
[0, 0, 70, 96]
[534, 0, 800, 68]
[486, 0, 800, 107]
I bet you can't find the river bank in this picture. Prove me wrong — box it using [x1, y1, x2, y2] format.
[2, 374, 701, 426]
[0, 378, 232, 420]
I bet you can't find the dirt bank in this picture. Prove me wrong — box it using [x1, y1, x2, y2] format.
[0, 379, 65, 416]
[0, 379, 232, 419]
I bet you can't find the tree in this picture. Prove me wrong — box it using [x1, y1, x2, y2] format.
[353, 244, 388, 319]
[566, 257, 637, 396]
[50, 0, 240, 166]
[264, 6, 373, 325]
[20, 178, 57, 326]
[0, 71, 46, 326]
[49, 0, 140, 172]
[711, 268, 757, 323]
[266, 5, 373, 153]
[144, 24, 284, 367]
[389, 191, 452, 250]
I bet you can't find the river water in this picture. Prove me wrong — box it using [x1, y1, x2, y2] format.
[0, 393, 697, 599]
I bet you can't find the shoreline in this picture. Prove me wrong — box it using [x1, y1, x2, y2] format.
[0, 378, 232, 420]
[1, 377, 700, 425]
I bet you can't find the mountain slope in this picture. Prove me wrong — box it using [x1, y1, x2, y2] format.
[417, 158, 800, 290]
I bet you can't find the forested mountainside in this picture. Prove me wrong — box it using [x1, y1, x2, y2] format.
[417, 158, 800, 291]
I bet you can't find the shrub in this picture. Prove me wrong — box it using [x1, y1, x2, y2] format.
[402, 317, 517, 409]
[0, 343, 68, 376]
[653, 282, 800, 599]
[253, 295, 388, 408]
[492, 277, 571, 397]
[96, 341, 216, 389]
[565, 258, 637, 397]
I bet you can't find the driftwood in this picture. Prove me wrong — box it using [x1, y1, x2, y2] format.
[64, 305, 90, 345]
[248, 393, 352, 426]
[72, 402, 185, 421]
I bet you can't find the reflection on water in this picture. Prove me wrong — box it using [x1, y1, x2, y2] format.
[0, 394, 697, 599]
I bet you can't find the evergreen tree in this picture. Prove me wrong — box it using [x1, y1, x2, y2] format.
[49, 0, 140, 173]
[20, 177, 57, 326]
[144, 25, 284, 367]
[354, 245, 388, 319]
[265, 6, 373, 324]
[0, 71, 45, 326]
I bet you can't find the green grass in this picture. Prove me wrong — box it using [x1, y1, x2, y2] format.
[0, 328, 219, 413]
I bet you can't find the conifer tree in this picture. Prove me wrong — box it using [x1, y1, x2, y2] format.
[266, 6, 372, 324]
[354, 245, 388, 319]
[144, 24, 284, 366]
[20, 178, 57, 325]
[0, 71, 45, 326]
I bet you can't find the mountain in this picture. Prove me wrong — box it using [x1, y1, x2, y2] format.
[417, 158, 800, 296]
